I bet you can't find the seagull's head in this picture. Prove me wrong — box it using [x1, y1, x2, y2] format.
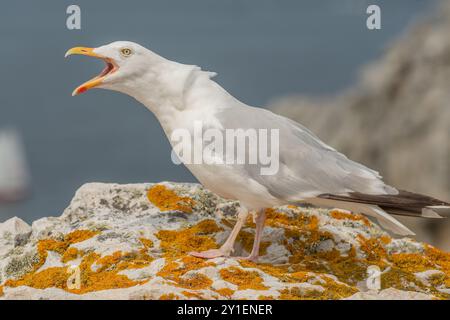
[65, 41, 164, 96]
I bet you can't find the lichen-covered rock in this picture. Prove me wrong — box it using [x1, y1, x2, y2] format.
[0, 182, 449, 300]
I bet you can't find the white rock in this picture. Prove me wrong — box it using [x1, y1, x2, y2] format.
[346, 288, 435, 300]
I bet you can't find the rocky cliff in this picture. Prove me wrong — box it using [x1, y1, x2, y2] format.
[0, 182, 449, 300]
[271, 2, 450, 249]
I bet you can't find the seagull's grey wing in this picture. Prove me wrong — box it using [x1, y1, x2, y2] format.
[218, 105, 397, 201]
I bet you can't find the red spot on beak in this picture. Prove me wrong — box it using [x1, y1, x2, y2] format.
[78, 86, 87, 94]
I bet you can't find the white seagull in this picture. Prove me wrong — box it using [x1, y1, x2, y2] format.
[66, 41, 450, 262]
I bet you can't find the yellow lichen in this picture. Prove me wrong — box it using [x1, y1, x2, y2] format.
[95, 249, 153, 272]
[5, 251, 144, 294]
[159, 293, 178, 300]
[156, 256, 213, 291]
[4, 230, 153, 295]
[147, 185, 195, 213]
[258, 295, 275, 300]
[35, 229, 98, 270]
[330, 210, 371, 227]
[357, 234, 387, 263]
[61, 247, 80, 263]
[278, 275, 357, 300]
[319, 276, 358, 299]
[156, 219, 222, 258]
[215, 288, 234, 298]
[177, 273, 212, 290]
[139, 238, 153, 249]
[445, 278, 450, 288]
[279, 287, 321, 300]
[380, 235, 392, 245]
[381, 268, 426, 292]
[182, 290, 206, 299]
[219, 266, 267, 290]
[389, 253, 435, 273]
[425, 245, 450, 274]
[157, 255, 216, 289]
[237, 230, 270, 257]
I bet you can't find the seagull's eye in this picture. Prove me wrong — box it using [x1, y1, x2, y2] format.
[120, 48, 133, 57]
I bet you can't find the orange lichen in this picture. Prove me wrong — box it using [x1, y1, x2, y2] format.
[0, 285, 3, 296]
[279, 287, 320, 300]
[61, 247, 80, 263]
[159, 293, 179, 300]
[237, 230, 270, 256]
[147, 184, 195, 213]
[157, 256, 215, 285]
[215, 288, 234, 298]
[156, 219, 222, 257]
[265, 208, 311, 229]
[284, 271, 312, 283]
[96, 249, 153, 272]
[330, 210, 371, 227]
[425, 245, 450, 273]
[139, 238, 153, 249]
[177, 273, 212, 290]
[389, 253, 435, 273]
[258, 295, 275, 300]
[381, 268, 426, 292]
[220, 266, 267, 290]
[65, 230, 99, 244]
[5, 250, 144, 294]
[4, 229, 154, 295]
[319, 276, 358, 299]
[380, 235, 392, 245]
[35, 229, 98, 270]
[5, 267, 68, 290]
[445, 278, 450, 288]
[182, 290, 206, 299]
[279, 276, 357, 300]
[282, 215, 335, 264]
[157, 256, 214, 291]
[357, 234, 387, 263]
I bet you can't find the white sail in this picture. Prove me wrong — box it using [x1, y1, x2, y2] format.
[0, 128, 30, 202]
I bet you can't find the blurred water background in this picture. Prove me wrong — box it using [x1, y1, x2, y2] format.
[0, 1, 438, 223]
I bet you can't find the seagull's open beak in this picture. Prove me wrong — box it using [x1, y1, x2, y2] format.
[65, 47, 118, 96]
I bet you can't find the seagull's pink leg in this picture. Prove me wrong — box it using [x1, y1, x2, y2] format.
[239, 209, 266, 262]
[189, 207, 249, 259]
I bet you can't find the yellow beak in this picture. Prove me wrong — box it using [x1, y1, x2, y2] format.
[65, 47, 98, 58]
[65, 47, 116, 96]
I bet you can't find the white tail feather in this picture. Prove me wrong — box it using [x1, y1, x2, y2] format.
[424, 206, 450, 218]
[422, 207, 443, 218]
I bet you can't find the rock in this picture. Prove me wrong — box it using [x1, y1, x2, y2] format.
[0, 217, 31, 253]
[0, 182, 449, 300]
[270, 2, 450, 249]
[346, 288, 434, 300]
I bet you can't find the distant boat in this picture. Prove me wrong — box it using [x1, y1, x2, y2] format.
[0, 128, 30, 203]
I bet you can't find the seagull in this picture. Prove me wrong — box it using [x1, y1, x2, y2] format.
[65, 41, 450, 262]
